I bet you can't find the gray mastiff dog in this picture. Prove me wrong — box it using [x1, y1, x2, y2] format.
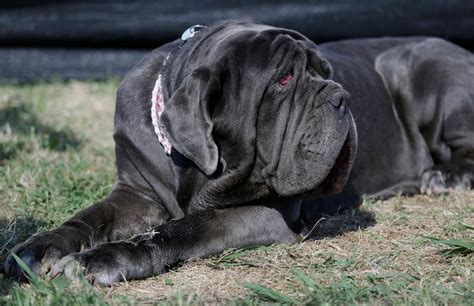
[5, 21, 474, 285]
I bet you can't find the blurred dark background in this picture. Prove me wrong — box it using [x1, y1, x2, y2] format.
[1, 0, 473, 83]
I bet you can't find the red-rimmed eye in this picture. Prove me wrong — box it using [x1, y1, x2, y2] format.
[278, 73, 293, 86]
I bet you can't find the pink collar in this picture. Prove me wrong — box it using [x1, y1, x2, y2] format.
[151, 72, 172, 154]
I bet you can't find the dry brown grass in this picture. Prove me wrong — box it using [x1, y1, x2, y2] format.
[105, 192, 473, 303]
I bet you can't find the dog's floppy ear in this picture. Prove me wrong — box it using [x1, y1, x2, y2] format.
[160, 67, 220, 176]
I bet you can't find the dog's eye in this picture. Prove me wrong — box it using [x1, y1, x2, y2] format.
[278, 73, 293, 86]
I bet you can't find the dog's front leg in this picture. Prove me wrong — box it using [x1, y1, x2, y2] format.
[4, 183, 170, 280]
[52, 205, 300, 285]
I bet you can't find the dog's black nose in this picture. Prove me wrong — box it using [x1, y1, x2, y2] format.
[326, 90, 350, 113]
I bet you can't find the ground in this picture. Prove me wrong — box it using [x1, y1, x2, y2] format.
[0, 81, 472, 305]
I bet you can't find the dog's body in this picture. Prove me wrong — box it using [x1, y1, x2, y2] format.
[5, 21, 474, 285]
[302, 37, 474, 221]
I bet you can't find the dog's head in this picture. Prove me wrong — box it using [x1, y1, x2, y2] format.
[158, 21, 357, 199]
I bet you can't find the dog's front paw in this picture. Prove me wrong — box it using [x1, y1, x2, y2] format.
[420, 167, 471, 195]
[4, 230, 82, 280]
[51, 241, 160, 286]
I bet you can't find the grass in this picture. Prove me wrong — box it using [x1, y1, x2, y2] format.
[0, 81, 120, 304]
[0, 81, 473, 305]
[2, 254, 113, 305]
[423, 223, 474, 258]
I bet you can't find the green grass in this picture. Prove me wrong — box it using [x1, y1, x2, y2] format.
[0, 254, 115, 305]
[0, 81, 120, 304]
[423, 223, 474, 258]
[0, 81, 473, 305]
[242, 266, 473, 305]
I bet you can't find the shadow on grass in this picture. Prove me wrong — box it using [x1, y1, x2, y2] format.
[307, 208, 377, 240]
[0, 103, 81, 163]
[0, 217, 48, 293]
[301, 185, 377, 239]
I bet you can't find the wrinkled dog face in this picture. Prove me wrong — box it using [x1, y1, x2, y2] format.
[252, 27, 358, 197]
[160, 22, 357, 199]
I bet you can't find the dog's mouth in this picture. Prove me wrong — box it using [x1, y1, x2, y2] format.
[261, 103, 358, 198]
[305, 116, 357, 198]
[319, 131, 354, 194]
